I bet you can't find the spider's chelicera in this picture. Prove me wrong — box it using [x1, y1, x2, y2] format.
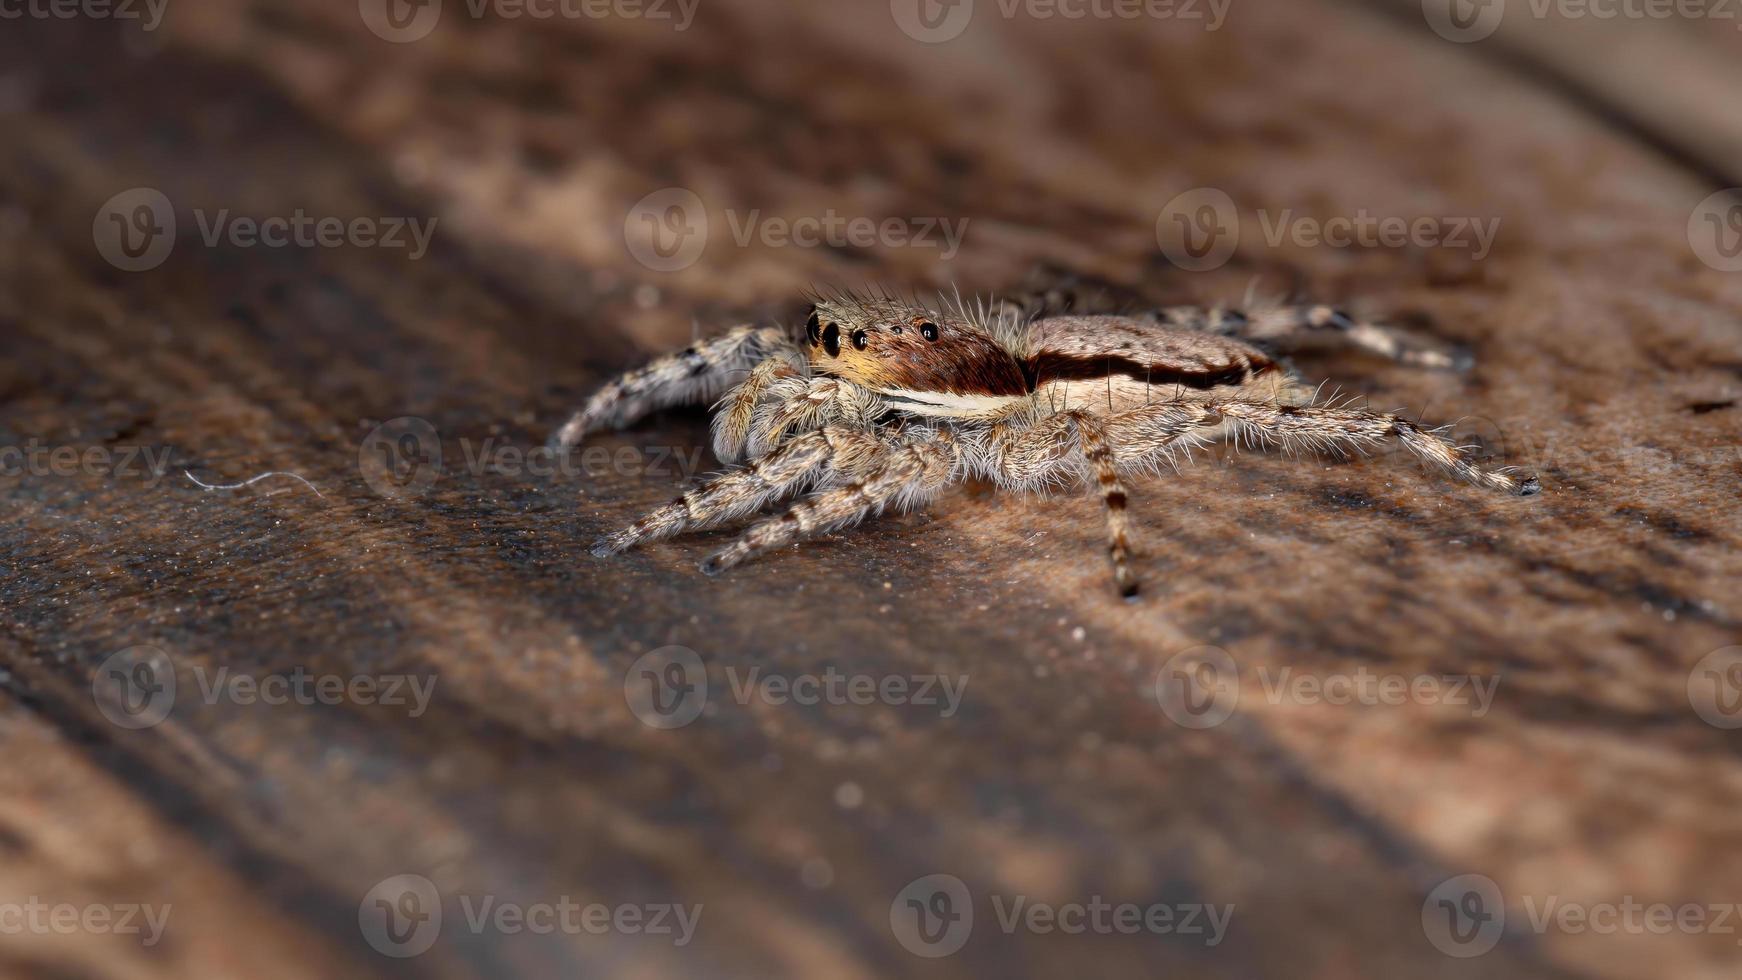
[552, 287, 1539, 597]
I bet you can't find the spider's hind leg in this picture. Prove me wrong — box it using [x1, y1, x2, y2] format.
[1214, 401, 1540, 495]
[1156, 304, 1472, 371]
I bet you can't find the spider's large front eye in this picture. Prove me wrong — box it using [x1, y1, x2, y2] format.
[918, 321, 939, 342]
[821, 323, 840, 357]
[805, 308, 821, 345]
[851, 329, 869, 350]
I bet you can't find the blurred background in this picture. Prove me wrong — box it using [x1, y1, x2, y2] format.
[2, 0, 1741, 977]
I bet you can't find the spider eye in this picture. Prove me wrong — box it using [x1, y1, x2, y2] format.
[805, 308, 821, 345]
[821, 323, 840, 357]
[851, 329, 869, 350]
[919, 321, 939, 342]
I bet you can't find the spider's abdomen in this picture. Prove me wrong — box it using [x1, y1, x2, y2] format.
[1024, 315, 1289, 413]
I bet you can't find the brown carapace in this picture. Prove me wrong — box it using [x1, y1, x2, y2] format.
[553, 287, 1538, 598]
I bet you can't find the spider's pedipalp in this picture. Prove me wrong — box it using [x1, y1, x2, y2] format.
[743, 375, 885, 460]
[711, 354, 802, 463]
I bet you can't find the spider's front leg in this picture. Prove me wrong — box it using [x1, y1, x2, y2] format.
[699, 428, 959, 576]
[550, 324, 791, 451]
[591, 424, 907, 558]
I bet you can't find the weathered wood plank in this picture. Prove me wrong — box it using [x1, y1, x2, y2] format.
[0, 1, 1738, 977]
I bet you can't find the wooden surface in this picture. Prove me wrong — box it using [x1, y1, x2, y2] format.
[2, 1, 1741, 977]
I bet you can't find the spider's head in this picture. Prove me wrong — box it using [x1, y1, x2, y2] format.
[802, 298, 1030, 411]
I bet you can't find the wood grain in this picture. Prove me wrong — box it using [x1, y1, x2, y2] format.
[1, 1, 1739, 977]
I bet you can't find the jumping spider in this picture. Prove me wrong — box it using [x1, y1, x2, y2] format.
[554, 287, 1538, 597]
